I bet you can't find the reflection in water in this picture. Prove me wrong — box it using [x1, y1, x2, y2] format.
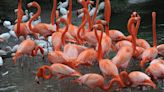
[128, 0, 151, 4]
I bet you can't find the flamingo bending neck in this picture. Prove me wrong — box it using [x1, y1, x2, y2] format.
[127, 17, 137, 55]
[28, 1, 41, 31]
[56, 18, 69, 46]
[36, 65, 53, 80]
[93, 24, 104, 61]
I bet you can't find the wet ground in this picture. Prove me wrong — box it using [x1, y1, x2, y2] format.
[0, 0, 164, 92]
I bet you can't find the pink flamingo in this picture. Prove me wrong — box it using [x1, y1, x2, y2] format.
[157, 44, 164, 57]
[120, 71, 157, 89]
[14, 0, 38, 39]
[112, 17, 137, 69]
[140, 12, 158, 68]
[150, 59, 164, 65]
[145, 62, 164, 80]
[73, 73, 125, 91]
[35, 63, 82, 83]
[28, 1, 55, 39]
[93, 24, 124, 88]
[12, 39, 44, 64]
[103, 0, 127, 42]
[127, 12, 151, 49]
[77, 8, 107, 47]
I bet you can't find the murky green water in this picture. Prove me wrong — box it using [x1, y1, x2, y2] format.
[0, 0, 164, 92]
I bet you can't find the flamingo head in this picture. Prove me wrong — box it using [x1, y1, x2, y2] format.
[27, 1, 38, 8]
[95, 20, 107, 26]
[35, 65, 53, 84]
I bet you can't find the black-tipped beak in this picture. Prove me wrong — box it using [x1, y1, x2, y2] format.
[35, 76, 40, 84]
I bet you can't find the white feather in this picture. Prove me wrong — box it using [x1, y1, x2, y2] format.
[60, 7, 68, 15]
[0, 33, 11, 41]
[3, 21, 11, 27]
[57, 0, 69, 9]
[0, 57, 3, 66]
[22, 10, 29, 22]
[99, 2, 105, 10]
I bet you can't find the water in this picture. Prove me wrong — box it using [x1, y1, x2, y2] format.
[0, 0, 164, 92]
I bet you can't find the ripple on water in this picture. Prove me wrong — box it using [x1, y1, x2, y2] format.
[128, 0, 151, 4]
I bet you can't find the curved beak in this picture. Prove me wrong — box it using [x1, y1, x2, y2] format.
[35, 76, 40, 84]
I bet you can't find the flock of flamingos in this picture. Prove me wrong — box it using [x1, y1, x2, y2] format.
[0, 0, 164, 91]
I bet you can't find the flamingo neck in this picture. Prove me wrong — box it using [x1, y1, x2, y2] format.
[119, 71, 131, 86]
[128, 17, 137, 55]
[152, 12, 157, 47]
[60, 19, 69, 46]
[135, 16, 141, 38]
[51, 0, 57, 25]
[91, 0, 99, 26]
[77, 19, 87, 43]
[37, 65, 52, 80]
[32, 46, 44, 56]
[28, 2, 41, 31]
[101, 76, 124, 91]
[83, 8, 92, 31]
[104, 0, 111, 36]
[94, 24, 103, 61]
[17, 0, 23, 37]
[67, 0, 72, 24]
[104, 0, 111, 22]
[81, 1, 90, 33]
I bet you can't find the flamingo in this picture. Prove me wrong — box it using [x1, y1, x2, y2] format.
[112, 17, 137, 69]
[120, 71, 157, 89]
[140, 12, 158, 68]
[93, 24, 124, 88]
[49, 18, 86, 67]
[102, 0, 127, 42]
[51, 18, 96, 67]
[114, 16, 145, 59]
[157, 44, 164, 57]
[35, 63, 81, 83]
[73, 73, 125, 91]
[29, 12, 41, 25]
[145, 63, 164, 80]
[77, 8, 107, 47]
[150, 59, 164, 65]
[12, 39, 44, 64]
[28, 1, 55, 39]
[126, 12, 151, 49]
[55, 18, 86, 59]
[51, 17, 77, 51]
[14, 0, 38, 39]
